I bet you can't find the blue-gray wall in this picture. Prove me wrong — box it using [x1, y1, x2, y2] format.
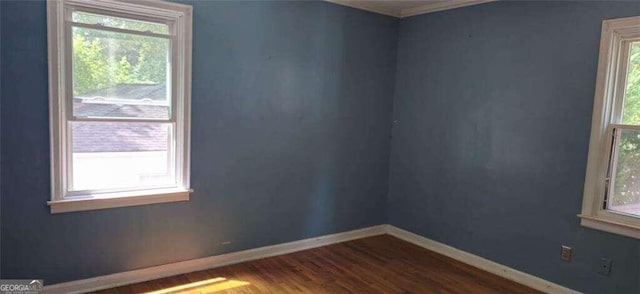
[388, 1, 640, 293]
[0, 0, 398, 284]
[3, 0, 640, 292]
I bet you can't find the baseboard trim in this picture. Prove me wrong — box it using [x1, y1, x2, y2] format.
[385, 225, 579, 294]
[43, 225, 387, 294]
[44, 224, 577, 294]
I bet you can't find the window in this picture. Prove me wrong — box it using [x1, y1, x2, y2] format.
[580, 16, 640, 238]
[47, 0, 192, 213]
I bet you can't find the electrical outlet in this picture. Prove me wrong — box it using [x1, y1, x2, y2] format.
[561, 245, 572, 262]
[599, 258, 612, 276]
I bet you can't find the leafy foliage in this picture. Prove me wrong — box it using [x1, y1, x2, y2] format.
[71, 12, 168, 96]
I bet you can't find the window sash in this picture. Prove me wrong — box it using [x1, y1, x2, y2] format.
[64, 7, 178, 123]
[65, 121, 178, 198]
[595, 123, 640, 228]
[603, 125, 640, 219]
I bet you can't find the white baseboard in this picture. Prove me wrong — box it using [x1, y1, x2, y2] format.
[43, 225, 387, 294]
[44, 224, 577, 294]
[385, 225, 579, 294]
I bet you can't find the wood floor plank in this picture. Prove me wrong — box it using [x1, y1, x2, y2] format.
[93, 235, 542, 294]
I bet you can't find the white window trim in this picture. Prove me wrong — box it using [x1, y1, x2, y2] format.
[46, 0, 193, 213]
[579, 16, 640, 239]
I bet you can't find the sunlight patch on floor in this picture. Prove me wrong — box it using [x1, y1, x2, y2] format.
[145, 277, 250, 294]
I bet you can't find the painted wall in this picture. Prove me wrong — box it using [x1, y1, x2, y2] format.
[388, 1, 640, 293]
[3, 0, 640, 291]
[0, 0, 398, 284]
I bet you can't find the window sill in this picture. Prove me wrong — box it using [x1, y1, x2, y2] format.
[48, 188, 192, 214]
[578, 214, 640, 239]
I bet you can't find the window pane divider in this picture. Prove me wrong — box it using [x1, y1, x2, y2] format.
[69, 117, 175, 123]
[68, 21, 172, 39]
[610, 123, 640, 131]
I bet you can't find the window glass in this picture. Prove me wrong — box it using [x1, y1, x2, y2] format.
[622, 42, 640, 125]
[609, 128, 640, 217]
[70, 122, 174, 191]
[71, 25, 171, 119]
[72, 11, 169, 35]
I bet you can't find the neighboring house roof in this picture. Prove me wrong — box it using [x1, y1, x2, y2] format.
[73, 84, 169, 153]
[72, 122, 168, 152]
[73, 98, 169, 119]
[76, 83, 167, 101]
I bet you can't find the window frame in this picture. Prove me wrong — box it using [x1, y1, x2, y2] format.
[580, 16, 640, 238]
[47, 0, 193, 213]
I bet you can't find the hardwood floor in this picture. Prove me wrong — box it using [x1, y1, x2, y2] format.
[94, 235, 542, 294]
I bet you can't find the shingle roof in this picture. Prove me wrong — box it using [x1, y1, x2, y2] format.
[72, 84, 170, 153]
[73, 98, 169, 119]
[72, 122, 168, 153]
[76, 83, 167, 101]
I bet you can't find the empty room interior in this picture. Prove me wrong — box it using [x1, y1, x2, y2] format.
[2, 0, 640, 293]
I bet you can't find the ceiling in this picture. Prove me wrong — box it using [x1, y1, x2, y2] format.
[326, 0, 497, 18]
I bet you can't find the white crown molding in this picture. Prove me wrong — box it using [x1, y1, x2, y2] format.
[386, 225, 579, 294]
[325, 0, 400, 17]
[44, 224, 578, 294]
[401, 0, 498, 17]
[325, 0, 497, 18]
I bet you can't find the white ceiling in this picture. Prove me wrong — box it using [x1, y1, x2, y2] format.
[326, 0, 497, 18]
